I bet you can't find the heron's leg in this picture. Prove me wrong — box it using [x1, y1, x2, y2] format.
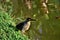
[22, 29, 25, 33]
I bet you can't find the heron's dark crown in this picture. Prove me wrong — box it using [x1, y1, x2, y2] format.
[26, 18, 31, 21]
[26, 18, 36, 21]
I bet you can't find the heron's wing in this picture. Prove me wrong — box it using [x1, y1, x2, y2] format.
[16, 22, 24, 30]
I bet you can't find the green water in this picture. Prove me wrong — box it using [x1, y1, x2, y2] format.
[12, 0, 60, 40]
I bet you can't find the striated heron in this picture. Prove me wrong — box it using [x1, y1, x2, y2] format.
[16, 18, 35, 33]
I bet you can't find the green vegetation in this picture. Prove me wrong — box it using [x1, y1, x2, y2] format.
[0, 11, 29, 40]
[0, 0, 29, 40]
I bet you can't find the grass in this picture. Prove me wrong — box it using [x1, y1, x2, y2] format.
[0, 11, 29, 40]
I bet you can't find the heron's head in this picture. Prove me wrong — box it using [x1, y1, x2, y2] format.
[26, 18, 36, 21]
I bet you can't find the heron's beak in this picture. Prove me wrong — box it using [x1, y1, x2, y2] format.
[31, 19, 36, 21]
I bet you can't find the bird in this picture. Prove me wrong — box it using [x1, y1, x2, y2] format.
[16, 18, 35, 33]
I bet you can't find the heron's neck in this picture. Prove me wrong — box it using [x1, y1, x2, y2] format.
[24, 20, 31, 25]
[27, 21, 31, 26]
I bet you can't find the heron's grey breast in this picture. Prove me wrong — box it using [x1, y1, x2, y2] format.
[22, 21, 31, 31]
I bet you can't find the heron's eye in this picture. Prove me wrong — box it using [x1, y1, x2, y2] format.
[28, 19, 30, 20]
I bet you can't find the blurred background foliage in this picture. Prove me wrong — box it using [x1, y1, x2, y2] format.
[0, 0, 60, 40]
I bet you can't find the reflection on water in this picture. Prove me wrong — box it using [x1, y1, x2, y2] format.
[39, 27, 42, 34]
[39, 27, 42, 40]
